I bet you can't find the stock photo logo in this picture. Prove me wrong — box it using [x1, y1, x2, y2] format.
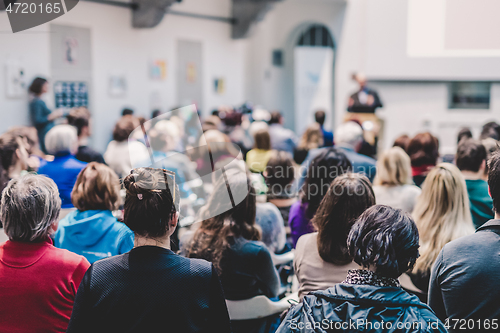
[128, 105, 250, 224]
[1, 0, 79, 33]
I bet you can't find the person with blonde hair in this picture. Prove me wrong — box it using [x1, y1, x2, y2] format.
[294, 123, 323, 164]
[408, 163, 474, 300]
[373, 147, 421, 213]
[54, 162, 134, 263]
[246, 128, 273, 173]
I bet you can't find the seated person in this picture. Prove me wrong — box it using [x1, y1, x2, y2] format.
[183, 168, 280, 333]
[294, 173, 374, 300]
[0, 174, 90, 332]
[264, 151, 297, 225]
[314, 110, 333, 147]
[246, 129, 273, 173]
[38, 125, 87, 208]
[293, 123, 323, 165]
[67, 107, 105, 164]
[66, 168, 231, 333]
[54, 162, 134, 263]
[277, 205, 446, 333]
[456, 139, 494, 228]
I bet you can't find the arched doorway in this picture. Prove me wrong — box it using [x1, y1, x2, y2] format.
[293, 24, 335, 136]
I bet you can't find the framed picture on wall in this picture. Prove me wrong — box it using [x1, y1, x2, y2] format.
[109, 75, 127, 97]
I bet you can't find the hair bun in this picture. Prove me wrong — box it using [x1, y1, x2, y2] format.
[123, 169, 155, 196]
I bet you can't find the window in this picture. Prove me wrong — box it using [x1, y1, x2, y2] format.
[449, 82, 491, 109]
[297, 25, 334, 48]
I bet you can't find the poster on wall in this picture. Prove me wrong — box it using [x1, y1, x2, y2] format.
[187, 63, 197, 83]
[54, 81, 88, 108]
[109, 75, 127, 97]
[5, 59, 26, 98]
[214, 78, 225, 95]
[150, 60, 167, 80]
[64, 38, 79, 65]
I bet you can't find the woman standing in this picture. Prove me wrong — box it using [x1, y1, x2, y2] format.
[29, 77, 63, 153]
[66, 168, 231, 333]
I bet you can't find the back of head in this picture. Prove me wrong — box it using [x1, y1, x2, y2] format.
[348, 205, 419, 278]
[298, 123, 323, 150]
[335, 121, 363, 147]
[45, 125, 78, 156]
[113, 115, 139, 142]
[255, 202, 285, 253]
[374, 147, 413, 186]
[268, 111, 282, 125]
[488, 150, 500, 215]
[265, 151, 295, 189]
[457, 127, 473, 144]
[314, 110, 326, 126]
[254, 128, 271, 150]
[313, 173, 375, 265]
[7, 126, 39, 155]
[67, 107, 91, 137]
[0, 133, 23, 193]
[1, 174, 61, 242]
[393, 134, 410, 153]
[407, 132, 439, 167]
[302, 148, 352, 217]
[72, 162, 120, 211]
[480, 121, 500, 140]
[412, 163, 474, 273]
[149, 120, 180, 151]
[189, 168, 259, 272]
[456, 139, 486, 172]
[123, 168, 179, 238]
[122, 108, 134, 116]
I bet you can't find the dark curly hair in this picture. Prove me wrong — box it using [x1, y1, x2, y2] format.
[347, 205, 420, 278]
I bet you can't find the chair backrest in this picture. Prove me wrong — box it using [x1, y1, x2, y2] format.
[226, 292, 298, 321]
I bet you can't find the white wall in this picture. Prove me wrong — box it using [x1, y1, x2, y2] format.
[0, 0, 247, 152]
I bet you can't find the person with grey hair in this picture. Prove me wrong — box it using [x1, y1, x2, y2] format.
[38, 125, 87, 208]
[298, 121, 377, 187]
[0, 174, 90, 332]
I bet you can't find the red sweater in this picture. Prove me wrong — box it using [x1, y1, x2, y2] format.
[0, 237, 90, 333]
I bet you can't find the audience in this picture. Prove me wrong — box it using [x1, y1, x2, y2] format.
[278, 205, 446, 333]
[290, 148, 351, 247]
[246, 128, 273, 173]
[104, 115, 150, 178]
[294, 173, 375, 300]
[407, 132, 439, 187]
[429, 150, 500, 327]
[314, 110, 333, 147]
[479, 121, 500, 140]
[0, 174, 90, 332]
[264, 151, 297, 224]
[7, 126, 45, 171]
[268, 111, 298, 154]
[373, 147, 421, 213]
[457, 127, 473, 143]
[184, 168, 279, 333]
[67, 107, 105, 164]
[409, 163, 474, 300]
[456, 139, 494, 228]
[38, 125, 87, 208]
[293, 123, 323, 165]
[54, 162, 134, 263]
[66, 168, 230, 333]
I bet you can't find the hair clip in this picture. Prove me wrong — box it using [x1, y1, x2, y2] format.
[137, 194, 143, 200]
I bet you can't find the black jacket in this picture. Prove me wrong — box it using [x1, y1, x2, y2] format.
[276, 284, 446, 333]
[66, 246, 231, 333]
[429, 219, 500, 330]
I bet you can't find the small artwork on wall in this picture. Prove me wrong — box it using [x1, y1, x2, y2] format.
[54, 81, 88, 108]
[5, 59, 26, 99]
[214, 78, 225, 95]
[109, 75, 127, 97]
[150, 59, 167, 80]
[64, 38, 79, 65]
[187, 63, 197, 83]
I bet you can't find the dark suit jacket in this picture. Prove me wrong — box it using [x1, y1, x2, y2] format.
[67, 246, 231, 333]
[348, 87, 383, 113]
